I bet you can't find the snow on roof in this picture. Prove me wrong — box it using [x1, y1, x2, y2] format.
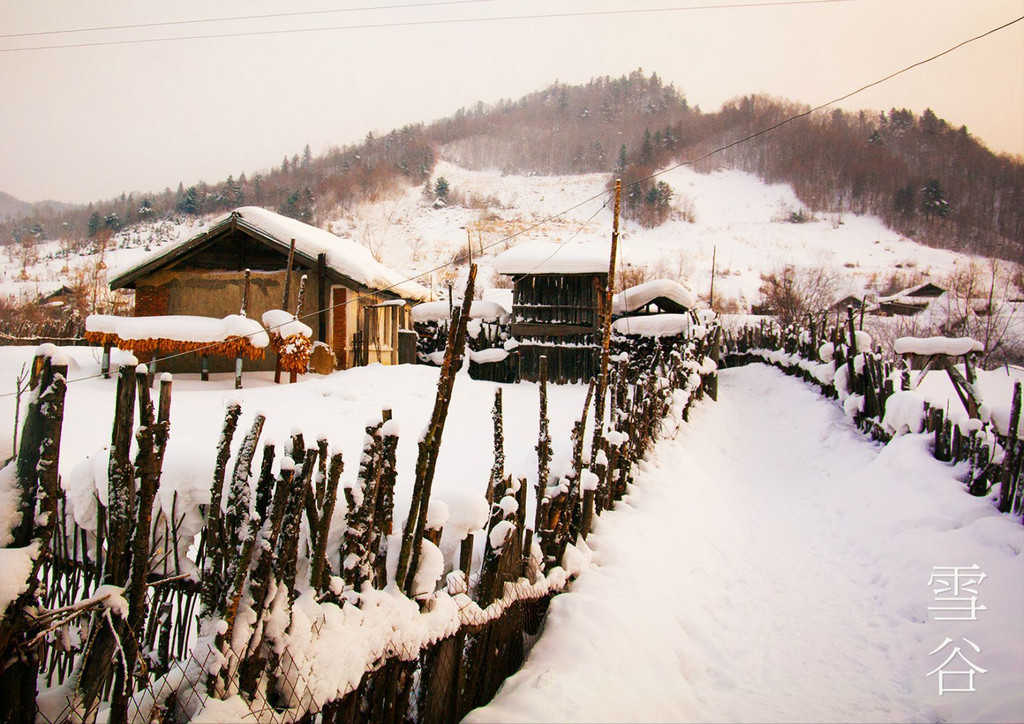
[877, 282, 946, 306]
[893, 336, 983, 357]
[612, 280, 696, 315]
[492, 241, 609, 275]
[612, 314, 692, 338]
[482, 288, 513, 314]
[411, 299, 509, 323]
[261, 309, 313, 339]
[233, 207, 428, 301]
[111, 207, 428, 302]
[87, 314, 270, 348]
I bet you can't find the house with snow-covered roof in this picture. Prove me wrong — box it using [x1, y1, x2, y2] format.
[492, 241, 609, 383]
[108, 206, 429, 372]
[873, 281, 946, 317]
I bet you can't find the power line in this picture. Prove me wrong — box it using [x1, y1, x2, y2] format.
[0, 0, 500, 40]
[1, 0, 858, 53]
[0, 12, 1016, 397]
[633, 13, 1024, 187]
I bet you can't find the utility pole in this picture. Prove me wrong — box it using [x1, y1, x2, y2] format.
[595, 179, 621, 439]
[709, 245, 717, 310]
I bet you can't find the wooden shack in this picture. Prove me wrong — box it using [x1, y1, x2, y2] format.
[873, 282, 946, 317]
[612, 279, 696, 318]
[492, 242, 609, 383]
[108, 207, 428, 373]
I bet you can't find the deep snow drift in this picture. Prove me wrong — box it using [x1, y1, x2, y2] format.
[469, 365, 1024, 723]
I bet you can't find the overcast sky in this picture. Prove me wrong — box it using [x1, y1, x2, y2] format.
[1, 0, 1021, 204]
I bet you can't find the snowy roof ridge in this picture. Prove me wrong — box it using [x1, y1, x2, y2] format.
[877, 281, 947, 305]
[612, 279, 696, 316]
[110, 206, 428, 301]
[492, 241, 610, 275]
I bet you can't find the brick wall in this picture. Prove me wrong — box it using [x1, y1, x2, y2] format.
[135, 284, 169, 317]
[332, 287, 347, 368]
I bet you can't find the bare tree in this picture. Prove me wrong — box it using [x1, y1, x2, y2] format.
[937, 260, 1023, 365]
[758, 261, 842, 327]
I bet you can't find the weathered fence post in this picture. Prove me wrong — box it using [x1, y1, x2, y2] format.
[397, 264, 477, 597]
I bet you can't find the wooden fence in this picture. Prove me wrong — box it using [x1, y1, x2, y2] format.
[722, 314, 1023, 521]
[0, 270, 720, 723]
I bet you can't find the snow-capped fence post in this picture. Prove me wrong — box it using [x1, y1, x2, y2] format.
[534, 356, 562, 570]
[0, 354, 66, 723]
[237, 454, 294, 700]
[343, 417, 384, 594]
[397, 264, 476, 598]
[108, 368, 171, 722]
[71, 365, 139, 720]
[210, 413, 268, 695]
[310, 450, 342, 594]
[200, 401, 242, 617]
[576, 379, 597, 538]
[998, 382, 1022, 514]
[489, 388, 504, 506]
[370, 409, 399, 588]
[593, 179, 621, 457]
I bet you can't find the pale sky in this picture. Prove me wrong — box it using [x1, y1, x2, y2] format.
[1, 0, 1022, 204]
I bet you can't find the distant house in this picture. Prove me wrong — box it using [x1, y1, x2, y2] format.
[108, 206, 428, 372]
[873, 282, 946, 317]
[492, 241, 609, 383]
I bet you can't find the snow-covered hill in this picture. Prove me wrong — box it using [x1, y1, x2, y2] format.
[0, 161, 989, 312]
[321, 161, 981, 310]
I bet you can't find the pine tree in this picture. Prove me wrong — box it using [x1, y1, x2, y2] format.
[87, 211, 103, 238]
[921, 179, 950, 218]
[640, 129, 654, 165]
[434, 176, 450, 204]
[176, 186, 198, 215]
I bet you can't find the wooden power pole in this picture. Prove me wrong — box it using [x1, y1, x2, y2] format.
[595, 179, 622, 439]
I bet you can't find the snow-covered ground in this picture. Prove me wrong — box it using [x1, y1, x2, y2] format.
[0, 345, 589, 575]
[469, 364, 1024, 723]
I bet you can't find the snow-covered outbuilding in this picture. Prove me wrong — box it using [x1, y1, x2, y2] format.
[873, 282, 946, 317]
[612, 279, 696, 318]
[108, 207, 428, 372]
[492, 241, 609, 383]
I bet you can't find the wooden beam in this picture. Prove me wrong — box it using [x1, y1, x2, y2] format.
[317, 253, 328, 343]
[511, 323, 596, 337]
[941, 358, 982, 419]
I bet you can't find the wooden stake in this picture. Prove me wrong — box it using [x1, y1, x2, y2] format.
[594, 179, 621, 452]
[397, 265, 477, 596]
[282, 239, 296, 309]
[709, 244, 717, 310]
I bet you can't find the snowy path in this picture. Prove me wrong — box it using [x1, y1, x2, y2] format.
[469, 364, 1024, 723]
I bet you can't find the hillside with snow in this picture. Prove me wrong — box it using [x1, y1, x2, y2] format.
[1, 160, 1003, 311]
